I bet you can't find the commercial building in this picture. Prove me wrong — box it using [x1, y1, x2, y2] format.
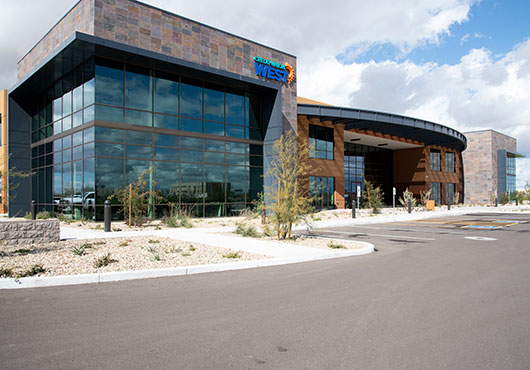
[2, 0, 468, 219]
[463, 130, 524, 204]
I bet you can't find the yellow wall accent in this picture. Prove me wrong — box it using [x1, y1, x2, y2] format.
[0, 89, 7, 213]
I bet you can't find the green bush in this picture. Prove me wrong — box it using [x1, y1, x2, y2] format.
[36, 211, 51, 220]
[16, 264, 46, 278]
[23, 212, 32, 220]
[163, 206, 194, 228]
[223, 251, 242, 259]
[94, 253, 114, 268]
[0, 267, 14, 278]
[327, 241, 346, 249]
[234, 224, 260, 238]
[72, 243, 92, 256]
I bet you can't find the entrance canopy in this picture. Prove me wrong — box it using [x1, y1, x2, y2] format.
[298, 104, 467, 151]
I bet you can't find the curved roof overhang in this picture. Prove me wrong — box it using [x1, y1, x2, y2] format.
[298, 104, 467, 151]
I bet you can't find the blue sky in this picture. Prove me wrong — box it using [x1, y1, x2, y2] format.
[339, 1, 529, 66]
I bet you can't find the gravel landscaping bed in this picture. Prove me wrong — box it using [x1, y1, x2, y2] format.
[0, 237, 267, 278]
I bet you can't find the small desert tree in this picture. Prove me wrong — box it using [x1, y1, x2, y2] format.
[265, 132, 315, 240]
[362, 179, 384, 213]
[109, 167, 159, 226]
[0, 154, 31, 211]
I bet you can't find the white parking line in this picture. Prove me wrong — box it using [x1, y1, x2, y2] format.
[341, 224, 467, 235]
[320, 230, 436, 241]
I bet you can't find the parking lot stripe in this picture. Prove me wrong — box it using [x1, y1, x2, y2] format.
[320, 230, 436, 241]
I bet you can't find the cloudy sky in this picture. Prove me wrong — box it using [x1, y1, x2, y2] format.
[1, 0, 529, 188]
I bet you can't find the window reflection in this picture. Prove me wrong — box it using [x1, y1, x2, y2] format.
[125, 65, 152, 111]
[180, 78, 202, 118]
[204, 83, 224, 122]
[154, 73, 178, 115]
[95, 157, 123, 203]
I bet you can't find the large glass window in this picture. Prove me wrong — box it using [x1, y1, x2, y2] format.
[125, 65, 152, 111]
[30, 57, 265, 219]
[309, 125, 334, 160]
[430, 150, 441, 171]
[310, 176, 335, 209]
[446, 183, 455, 204]
[431, 182, 441, 205]
[95, 58, 123, 107]
[445, 152, 455, 173]
[95, 157, 123, 204]
[507, 153, 516, 194]
[180, 78, 203, 119]
[154, 72, 179, 115]
[204, 83, 224, 122]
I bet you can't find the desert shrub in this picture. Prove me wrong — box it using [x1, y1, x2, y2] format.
[327, 241, 346, 249]
[234, 223, 260, 238]
[17, 264, 46, 278]
[0, 267, 14, 278]
[223, 251, 242, 259]
[399, 188, 417, 208]
[420, 189, 431, 207]
[362, 179, 384, 213]
[94, 253, 114, 268]
[36, 211, 51, 219]
[499, 192, 510, 205]
[72, 243, 92, 256]
[163, 205, 194, 228]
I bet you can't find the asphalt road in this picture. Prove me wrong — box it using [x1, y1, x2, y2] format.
[2, 212, 530, 370]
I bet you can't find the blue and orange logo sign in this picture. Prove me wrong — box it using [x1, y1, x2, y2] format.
[253, 56, 295, 84]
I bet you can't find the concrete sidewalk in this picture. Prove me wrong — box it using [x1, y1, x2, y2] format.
[299, 204, 530, 230]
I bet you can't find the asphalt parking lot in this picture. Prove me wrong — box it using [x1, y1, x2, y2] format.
[306, 212, 530, 254]
[2, 212, 530, 370]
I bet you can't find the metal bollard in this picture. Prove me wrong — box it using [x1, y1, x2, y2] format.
[352, 200, 356, 218]
[31, 200, 37, 220]
[104, 200, 111, 232]
[516, 198, 519, 206]
[408, 198, 412, 214]
[495, 197, 498, 207]
[447, 199, 451, 211]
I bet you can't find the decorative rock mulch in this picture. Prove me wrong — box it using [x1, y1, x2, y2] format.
[0, 237, 267, 278]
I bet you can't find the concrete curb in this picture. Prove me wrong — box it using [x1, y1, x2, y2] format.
[0, 243, 374, 289]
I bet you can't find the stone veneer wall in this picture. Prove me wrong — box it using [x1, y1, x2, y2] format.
[0, 220, 60, 245]
[17, 0, 94, 80]
[17, 0, 297, 131]
[463, 130, 517, 204]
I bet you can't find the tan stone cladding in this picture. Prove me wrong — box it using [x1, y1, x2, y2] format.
[17, 0, 297, 132]
[463, 130, 516, 204]
[0, 220, 60, 245]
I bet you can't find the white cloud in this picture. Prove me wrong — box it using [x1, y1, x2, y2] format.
[298, 38, 530, 184]
[0, 0, 476, 88]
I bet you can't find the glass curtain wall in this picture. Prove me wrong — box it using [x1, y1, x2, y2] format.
[30, 57, 265, 219]
[309, 176, 335, 209]
[344, 142, 391, 205]
[506, 153, 516, 195]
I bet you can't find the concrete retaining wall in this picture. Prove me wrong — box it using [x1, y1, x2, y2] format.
[0, 220, 60, 245]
